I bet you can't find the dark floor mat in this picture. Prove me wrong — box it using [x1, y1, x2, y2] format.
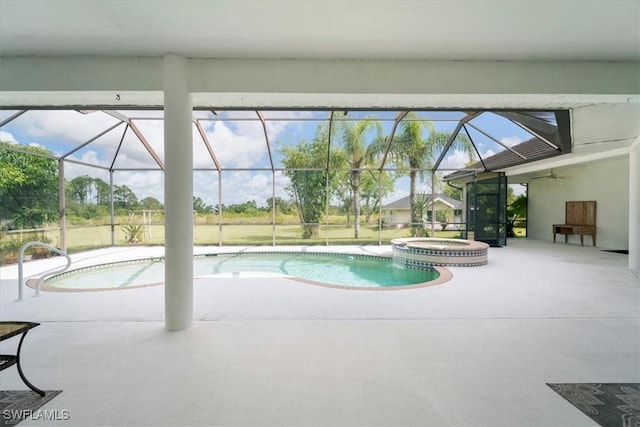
[547, 383, 639, 427]
[0, 390, 63, 426]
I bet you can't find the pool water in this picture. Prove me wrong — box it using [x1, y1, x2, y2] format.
[44, 253, 440, 290]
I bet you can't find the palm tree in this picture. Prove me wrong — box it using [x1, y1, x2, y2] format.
[335, 116, 383, 239]
[390, 113, 475, 236]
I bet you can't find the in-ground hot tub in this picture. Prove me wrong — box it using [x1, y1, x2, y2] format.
[391, 237, 489, 267]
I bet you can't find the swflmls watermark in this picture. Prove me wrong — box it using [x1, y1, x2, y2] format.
[2, 408, 70, 422]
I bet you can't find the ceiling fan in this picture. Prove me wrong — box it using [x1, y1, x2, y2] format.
[531, 169, 568, 181]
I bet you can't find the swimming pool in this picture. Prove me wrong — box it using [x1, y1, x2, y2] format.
[38, 252, 451, 291]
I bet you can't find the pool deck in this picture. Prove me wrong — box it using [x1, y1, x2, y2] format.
[0, 239, 638, 426]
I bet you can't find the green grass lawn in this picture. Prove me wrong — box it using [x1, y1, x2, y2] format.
[22, 222, 466, 253]
[2, 216, 525, 262]
[61, 223, 444, 249]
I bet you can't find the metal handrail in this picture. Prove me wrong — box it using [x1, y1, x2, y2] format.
[17, 242, 71, 301]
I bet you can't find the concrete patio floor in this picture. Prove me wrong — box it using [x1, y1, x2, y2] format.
[0, 239, 638, 426]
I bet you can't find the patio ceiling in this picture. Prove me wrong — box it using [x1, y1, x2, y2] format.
[1, 1, 638, 61]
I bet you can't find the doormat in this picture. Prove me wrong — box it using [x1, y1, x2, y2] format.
[0, 390, 63, 426]
[547, 383, 640, 427]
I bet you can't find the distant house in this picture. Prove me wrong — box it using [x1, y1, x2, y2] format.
[382, 194, 464, 229]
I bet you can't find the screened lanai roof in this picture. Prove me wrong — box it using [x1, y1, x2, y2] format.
[0, 109, 571, 175]
[443, 135, 566, 182]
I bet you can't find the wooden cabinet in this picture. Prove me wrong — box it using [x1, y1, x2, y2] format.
[553, 201, 596, 246]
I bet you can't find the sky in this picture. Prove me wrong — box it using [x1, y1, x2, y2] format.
[0, 109, 534, 208]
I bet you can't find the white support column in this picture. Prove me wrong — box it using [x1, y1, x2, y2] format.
[163, 53, 194, 331]
[629, 136, 640, 279]
[58, 159, 66, 252]
[109, 170, 115, 247]
[430, 171, 436, 235]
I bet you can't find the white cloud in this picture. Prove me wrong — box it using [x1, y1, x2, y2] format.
[202, 121, 268, 168]
[439, 149, 473, 170]
[510, 183, 527, 196]
[194, 171, 219, 208]
[8, 111, 172, 169]
[500, 135, 522, 147]
[18, 110, 120, 147]
[117, 171, 164, 203]
[481, 149, 496, 159]
[119, 120, 166, 167]
[78, 150, 102, 166]
[0, 131, 18, 144]
[1, 128, 57, 152]
[192, 171, 292, 209]
[219, 172, 277, 206]
[273, 171, 291, 202]
[195, 110, 319, 170]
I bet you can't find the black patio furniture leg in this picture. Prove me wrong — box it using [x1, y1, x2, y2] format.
[15, 330, 45, 397]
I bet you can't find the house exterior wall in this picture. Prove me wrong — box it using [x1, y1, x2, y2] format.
[383, 206, 462, 228]
[384, 210, 411, 227]
[629, 136, 639, 277]
[527, 156, 630, 249]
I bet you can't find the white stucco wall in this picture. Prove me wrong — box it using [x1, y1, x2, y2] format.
[629, 137, 639, 277]
[527, 156, 630, 249]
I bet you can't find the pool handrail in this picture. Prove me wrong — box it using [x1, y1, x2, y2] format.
[17, 241, 72, 301]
